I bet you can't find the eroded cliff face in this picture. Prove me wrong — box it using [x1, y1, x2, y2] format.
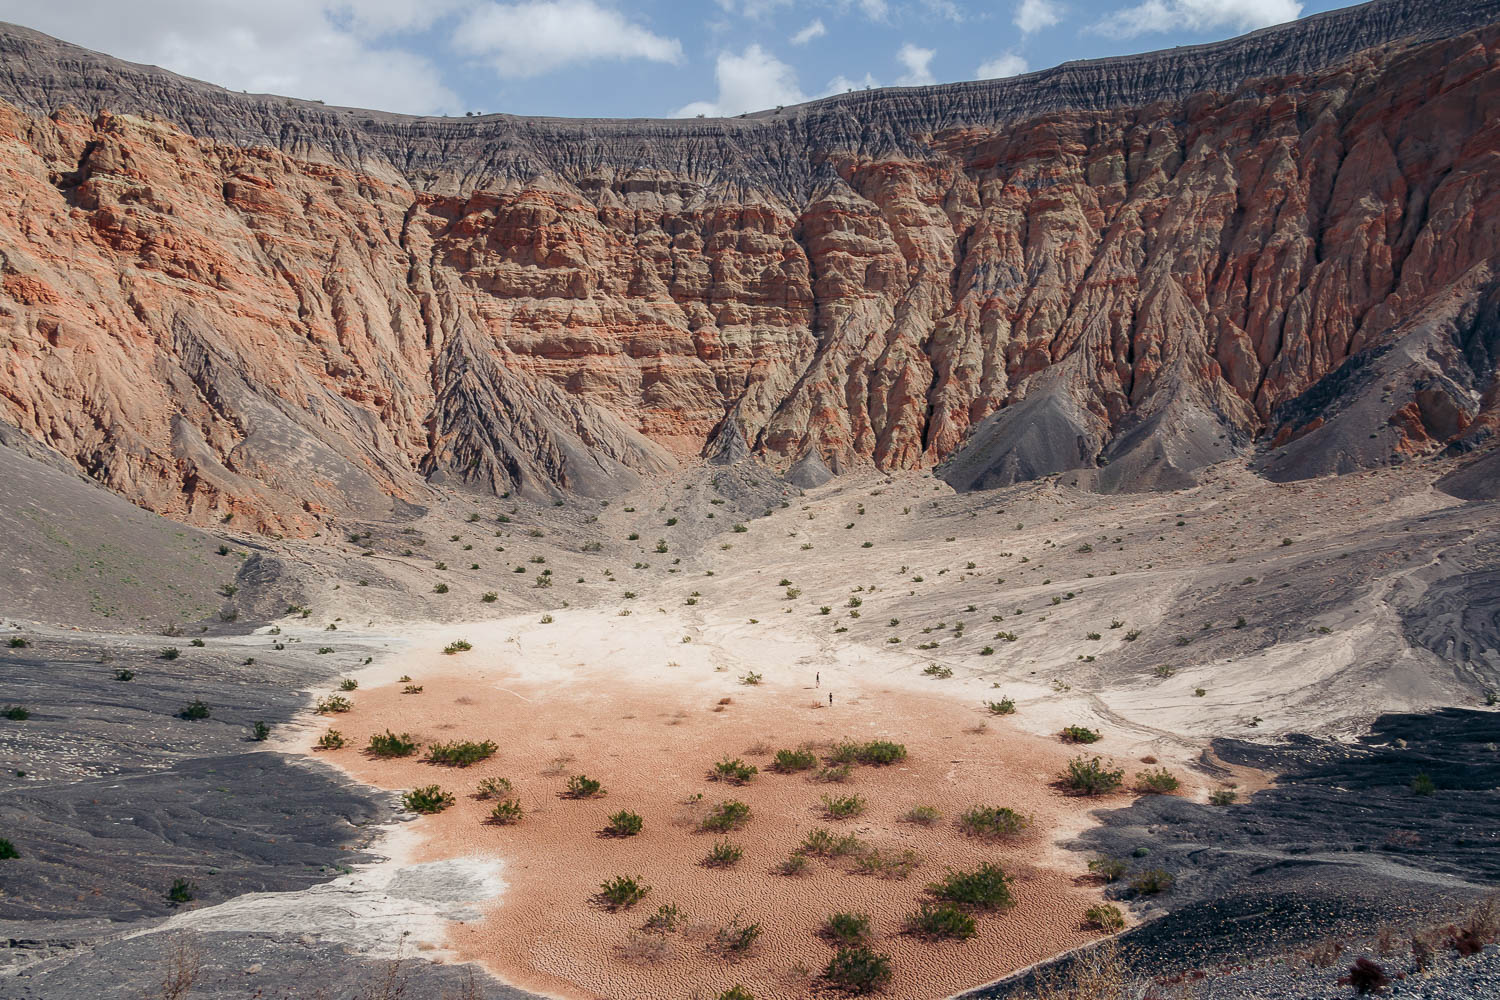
[0, 2, 1498, 532]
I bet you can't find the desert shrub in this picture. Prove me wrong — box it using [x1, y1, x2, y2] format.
[1129, 868, 1174, 895]
[2, 705, 31, 721]
[565, 775, 605, 798]
[167, 878, 195, 905]
[799, 827, 864, 858]
[1135, 768, 1180, 794]
[402, 785, 454, 814]
[115, 669, 135, 681]
[711, 758, 759, 784]
[1346, 957, 1390, 994]
[776, 852, 810, 876]
[822, 911, 872, 946]
[643, 901, 685, 933]
[476, 776, 514, 799]
[772, 748, 818, 773]
[432, 583, 449, 594]
[314, 729, 346, 750]
[443, 640, 473, 654]
[986, 698, 1016, 715]
[852, 847, 920, 879]
[160, 647, 180, 660]
[316, 695, 352, 714]
[711, 913, 762, 958]
[1209, 787, 1239, 805]
[0, 837, 18, 859]
[717, 986, 753, 1000]
[703, 839, 744, 867]
[7, 636, 30, 648]
[481, 591, 498, 602]
[902, 805, 940, 826]
[1061, 725, 1102, 744]
[189, 638, 206, 648]
[367, 730, 420, 757]
[1083, 903, 1126, 932]
[823, 945, 893, 994]
[1087, 856, 1126, 883]
[317, 647, 335, 655]
[928, 863, 1014, 910]
[815, 763, 853, 783]
[488, 799, 524, 824]
[605, 810, 644, 837]
[822, 793, 866, 819]
[251, 721, 271, 741]
[904, 902, 975, 940]
[739, 671, 762, 685]
[338, 678, 358, 691]
[177, 700, 210, 721]
[922, 663, 953, 679]
[426, 739, 498, 767]
[700, 799, 751, 832]
[1061, 756, 1124, 795]
[732, 524, 748, 533]
[1411, 772, 1436, 796]
[598, 875, 650, 910]
[957, 805, 1029, 839]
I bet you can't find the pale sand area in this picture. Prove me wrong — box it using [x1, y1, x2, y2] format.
[296, 609, 1159, 999]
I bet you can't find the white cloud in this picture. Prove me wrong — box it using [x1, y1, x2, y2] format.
[674, 44, 807, 117]
[895, 43, 936, 86]
[715, 0, 794, 19]
[1094, 0, 1301, 37]
[977, 53, 1029, 77]
[1014, 0, 1062, 34]
[790, 19, 828, 45]
[855, 0, 891, 22]
[921, 0, 964, 20]
[0, 0, 460, 114]
[454, 1, 683, 78]
[827, 72, 881, 94]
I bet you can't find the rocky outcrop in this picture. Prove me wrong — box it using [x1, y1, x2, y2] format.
[0, 0, 1499, 529]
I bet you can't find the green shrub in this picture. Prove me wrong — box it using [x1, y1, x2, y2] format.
[643, 902, 685, 933]
[852, 847, 920, 879]
[1087, 856, 1126, 883]
[776, 852, 810, 876]
[732, 524, 748, 533]
[316, 647, 335, 655]
[367, 730, 420, 757]
[711, 758, 758, 784]
[800, 828, 865, 858]
[114, 669, 135, 681]
[1061, 755, 1124, 795]
[0, 837, 18, 859]
[2, 705, 30, 721]
[700, 799, 751, 832]
[338, 678, 358, 691]
[432, 583, 449, 594]
[957, 805, 1029, 839]
[402, 785, 454, 814]
[703, 839, 744, 867]
[488, 799, 523, 824]
[605, 810, 644, 837]
[821, 793, 866, 819]
[316, 695, 352, 714]
[902, 805, 940, 826]
[251, 721, 271, 741]
[565, 774, 605, 798]
[1083, 903, 1125, 931]
[815, 763, 854, 783]
[904, 902, 975, 940]
[822, 911, 872, 946]
[476, 776, 514, 799]
[443, 640, 473, 654]
[823, 945, 893, 994]
[1135, 768, 1180, 794]
[771, 748, 818, 773]
[481, 591, 498, 602]
[1412, 772, 1436, 796]
[7, 636, 30, 648]
[739, 671, 762, 686]
[315, 729, 346, 750]
[717, 986, 753, 1000]
[159, 647, 180, 660]
[1061, 725, 1101, 744]
[167, 878, 195, 905]
[986, 698, 1016, 715]
[426, 739, 498, 767]
[1209, 787, 1239, 805]
[712, 913, 761, 957]
[1129, 868, 1174, 895]
[189, 638, 205, 647]
[177, 700, 210, 720]
[598, 875, 651, 910]
[928, 863, 1014, 910]
[922, 663, 953, 679]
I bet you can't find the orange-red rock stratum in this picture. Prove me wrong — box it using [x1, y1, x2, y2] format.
[1, 5, 1499, 532]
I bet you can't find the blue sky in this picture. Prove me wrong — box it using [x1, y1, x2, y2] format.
[0, 0, 1355, 119]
